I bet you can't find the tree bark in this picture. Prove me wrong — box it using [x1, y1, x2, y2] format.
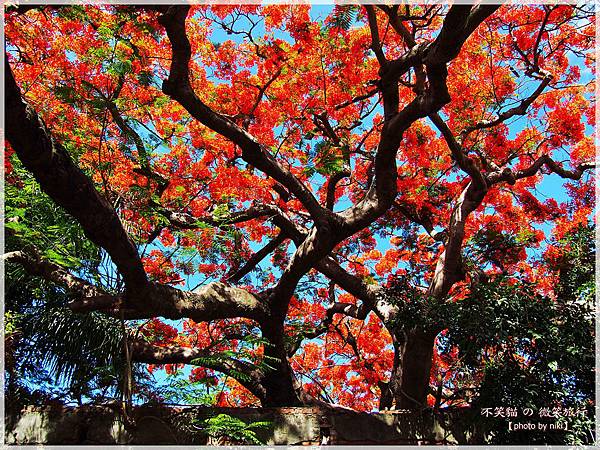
[384, 328, 437, 410]
[260, 320, 301, 406]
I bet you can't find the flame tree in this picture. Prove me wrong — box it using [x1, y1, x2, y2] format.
[4, 3, 595, 416]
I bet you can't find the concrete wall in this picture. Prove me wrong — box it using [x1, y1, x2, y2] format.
[5, 405, 482, 445]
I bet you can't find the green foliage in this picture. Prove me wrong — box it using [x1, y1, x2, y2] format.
[137, 70, 154, 87]
[439, 225, 595, 444]
[149, 375, 218, 406]
[4, 158, 129, 408]
[197, 414, 272, 445]
[553, 224, 595, 306]
[302, 140, 345, 177]
[53, 84, 79, 105]
[23, 307, 123, 382]
[106, 59, 133, 77]
[466, 226, 533, 270]
[191, 334, 280, 379]
[5, 311, 21, 335]
[382, 275, 443, 332]
[5, 158, 101, 273]
[56, 5, 87, 21]
[382, 226, 595, 444]
[5, 255, 128, 401]
[328, 5, 361, 31]
[4, 268, 129, 408]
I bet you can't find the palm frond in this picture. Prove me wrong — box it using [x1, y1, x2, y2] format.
[22, 307, 123, 383]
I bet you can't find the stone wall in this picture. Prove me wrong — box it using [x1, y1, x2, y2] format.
[5, 405, 484, 445]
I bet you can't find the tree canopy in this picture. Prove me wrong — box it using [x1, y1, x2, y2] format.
[4, 4, 596, 444]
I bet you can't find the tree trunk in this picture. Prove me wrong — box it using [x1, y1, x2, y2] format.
[384, 328, 437, 410]
[261, 322, 301, 407]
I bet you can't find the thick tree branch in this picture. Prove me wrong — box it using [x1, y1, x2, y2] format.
[328, 301, 370, 321]
[313, 258, 405, 323]
[8, 57, 263, 324]
[156, 6, 329, 226]
[1, 249, 118, 311]
[365, 6, 387, 66]
[383, 42, 431, 88]
[463, 4, 504, 39]
[316, 257, 379, 305]
[340, 5, 499, 234]
[156, 203, 277, 230]
[5, 57, 150, 301]
[287, 297, 372, 358]
[488, 155, 595, 185]
[158, 3, 500, 328]
[429, 182, 486, 298]
[130, 340, 267, 402]
[268, 226, 337, 313]
[313, 112, 342, 146]
[429, 112, 487, 190]
[424, 5, 501, 66]
[543, 159, 595, 179]
[2, 246, 267, 323]
[382, 5, 500, 83]
[326, 170, 351, 210]
[144, 282, 269, 323]
[379, 5, 417, 48]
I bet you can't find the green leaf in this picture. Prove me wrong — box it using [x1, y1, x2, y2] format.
[328, 5, 360, 31]
[4, 221, 27, 235]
